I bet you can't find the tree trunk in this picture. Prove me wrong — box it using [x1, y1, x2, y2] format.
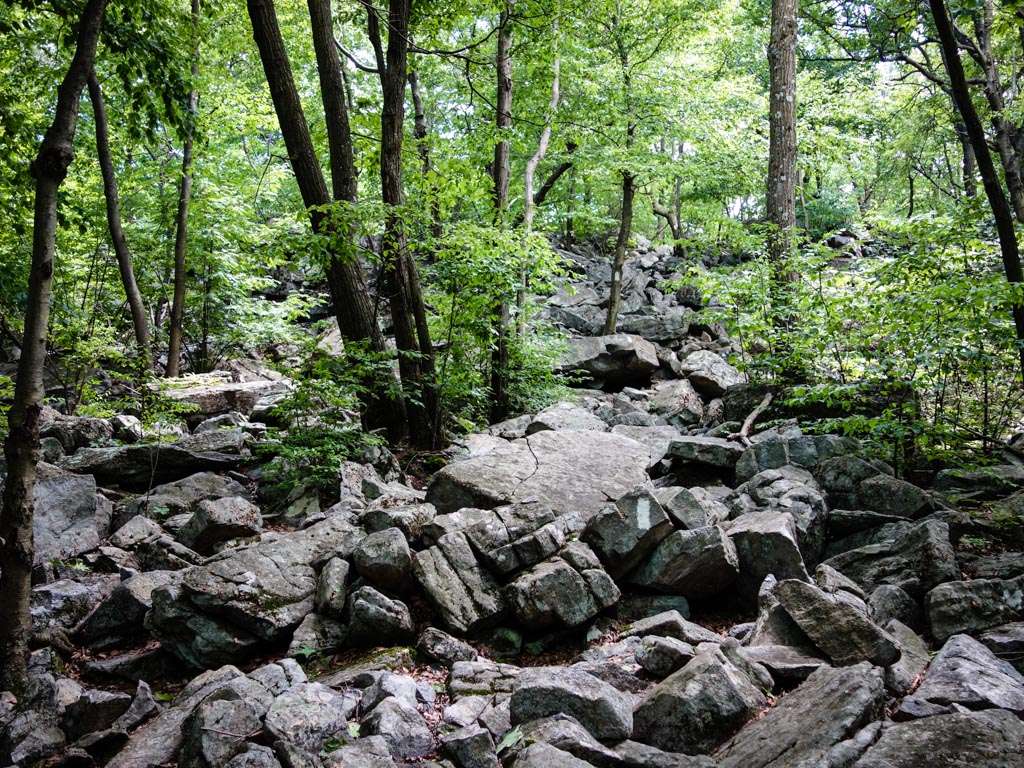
[603, 171, 635, 334]
[88, 73, 150, 354]
[166, 0, 201, 378]
[930, 0, 1024, 383]
[766, 0, 799, 379]
[408, 69, 441, 239]
[955, 122, 977, 198]
[367, 0, 438, 446]
[0, 0, 108, 695]
[490, 1, 514, 423]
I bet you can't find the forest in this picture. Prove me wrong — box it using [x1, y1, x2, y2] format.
[2, 0, 1024, 766]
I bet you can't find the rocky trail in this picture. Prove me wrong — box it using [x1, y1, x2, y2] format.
[4, 239, 1024, 768]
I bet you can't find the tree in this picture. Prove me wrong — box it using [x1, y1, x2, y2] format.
[928, 0, 1024, 383]
[0, 0, 109, 694]
[87, 71, 150, 356]
[362, 0, 439, 447]
[166, 0, 201, 378]
[247, 0, 405, 433]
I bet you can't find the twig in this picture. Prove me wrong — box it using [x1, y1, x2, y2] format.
[729, 392, 774, 446]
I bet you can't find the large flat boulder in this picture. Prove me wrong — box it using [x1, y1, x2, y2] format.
[157, 371, 290, 418]
[558, 334, 660, 388]
[10, 462, 103, 565]
[926, 574, 1024, 641]
[426, 430, 650, 517]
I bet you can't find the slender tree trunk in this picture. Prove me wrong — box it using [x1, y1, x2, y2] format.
[517, 24, 561, 335]
[408, 69, 441, 239]
[0, 0, 108, 695]
[167, 0, 201, 378]
[603, 170, 635, 334]
[956, 123, 977, 198]
[930, 0, 1024, 383]
[366, 0, 438, 446]
[490, 1, 514, 423]
[766, 0, 800, 380]
[88, 73, 150, 354]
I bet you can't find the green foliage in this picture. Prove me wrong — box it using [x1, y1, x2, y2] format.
[258, 345, 388, 497]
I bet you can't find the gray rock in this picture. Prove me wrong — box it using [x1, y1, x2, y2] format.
[31, 576, 118, 634]
[735, 434, 860, 484]
[883, 619, 929, 695]
[968, 550, 1024, 580]
[635, 635, 695, 678]
[678, 350, 744, 397]
[898, 633, 1024, 717]
[618, 306, 694, 343]
[648, 379, 705, 427]
[414, 532, 507, 633]
[857, 474, 930, 517]
[512, 742, 594, 768]
[0, 708, 65, 766]
[726, 510, 809, 602]
[74, 570, 181, 648]
[314, 557, 349, 618]
[418, 627, 478, 665]
[823, 520, 958, 598]
[630, 526, 740, 598]
[180, 697, 261, 768]
[346, 586, 414, 644]
[633, 647, 767, 753]
[933, 464, 1024, 499]
[610, 425, 683, 468]
[513, 713, 621, 766]
[867, 584, 923, 631]
[582, 488, 672, 579]
[427, 430, 650, 518]
[850, 710, 1024, 767]
[621, 610, 723, 645]
[714, 662, 885, 768]
[361, 502, 437, 541]
[613, 740, 717, 767]
[114, 471, 247, 529]
[62, 687, 133, 740]
[774, 579, 900, 666]
[110, 414, 144, 443]
[224, 745, 282, 768]
[668, 435, 745, 470]
[14, 462, 102, 565]
[179, 496, 262, 553]
[527, 402, 608, 434]
[980, 621, 1024, 673]
[506, 551, 619, 629]
[322, 736, 396, 768]
[364, 696, 434, 759]
[448, 660, 521, 701]
[264, 683, 349, 752]
[615, 594, 690, 622]
[510, 667, 633, 741]
[440, 724, 498, 768]
[353, 527, 412, 592]
[926, 574, 1024, 641]
[654, 486, 729, 530]
[737, 644, 826, 683]
[558, 334, 660, 388]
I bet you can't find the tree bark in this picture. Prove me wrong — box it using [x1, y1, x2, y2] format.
[955, 122, 977, 198]
[490, 1, 514, 423]
[0, 0, 109, 695]
[365, 0, 438, 446]
[88, 72, 150, 354]
[930, 0, 1024, 383]
[408, 68, 441, 239]
[603, 170, 635, 334]
[166, 0, 201, 378]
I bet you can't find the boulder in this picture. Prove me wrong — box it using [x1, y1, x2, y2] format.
[610, 425, 683, 468]
[850, 710, 1024, 767]
[734, 433, 860, 484]
[321, 736, 396, 768]
[867, 584, 923, 631]
[353, 527, 412, 592]
[774, 579, 900, 666]
[714, 662, 884, 768]
[158, 372, 290, 418]
[12, 462, 102, 565]
[414, 532, 507, 633]
[883, 619, 930, 695]
[648, 379, 704, 427]
[653, 486, 729, 530]
[926, 574, 1024, 641]
[558, 334, 660, 388]
[823, 520, 958, 598]
[527, 402, 608, 434]
[418, 627, 478, 665]
[630, 526, 740, 598]
[439, 724, 498, 768]
[617, 306, 694, 343]
[897, 634, 1024, 718]
[346, 586, 415, 644]
[512, 743, 594, 768]
[364, 697, 434, 759]
[635, 635, 695, 678]
[264, 682, 349, 752]
[427, 430, 650, 517]
[510, 667, 633, 741]
[621, 610, 724, 645]
[114, 471, 246, 528]
[74, 570, 181, 647]
[178, 496, 262, 553]
[581, 488, 673, 579]
[505, 548, 619, 629]
[668, 435, 745, 470]
[980, 621, 1024, 673]
[678, 350, 744, 397]
[314, 557, 349, 618]
[180, 698, 261, 768]
[61, 430, 250, 488]
[726, 510, 810, 601]
[633, 647, 767, 753]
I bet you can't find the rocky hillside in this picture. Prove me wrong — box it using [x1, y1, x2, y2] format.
[3, 240, 1024, 768]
